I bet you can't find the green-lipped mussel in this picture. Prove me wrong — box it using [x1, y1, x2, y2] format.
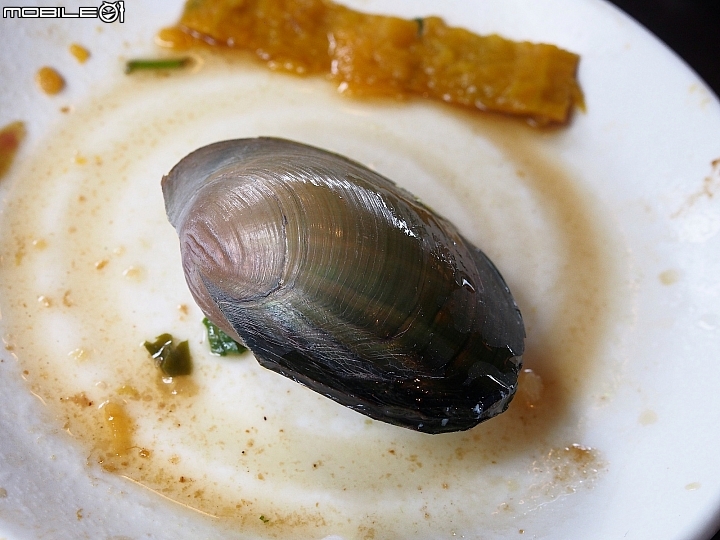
[162, 138, 524, 434]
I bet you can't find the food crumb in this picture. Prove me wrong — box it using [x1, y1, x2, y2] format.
[530, 444, 602, 500]
[685, 482, 701, 491]
[14, 245, 25, 265]
[0, 487, 7, 498]
[638, 409, 658, 426]
[62, 290, 73, 307]
[3, 334, 16, 351]
[69, 43, 90, 63]
[60, 392, 93, 407]
[35, 66, 65, 95]
[76, 508, 83, 520]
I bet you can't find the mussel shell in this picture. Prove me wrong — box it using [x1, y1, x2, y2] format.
[162, 137, 524, 433]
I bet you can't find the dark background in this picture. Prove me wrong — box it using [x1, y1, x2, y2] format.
[606, 1, 720, 539]
[608, 0, 720, 96]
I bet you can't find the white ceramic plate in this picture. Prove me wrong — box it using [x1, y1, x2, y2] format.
[1, 1, 719, 539]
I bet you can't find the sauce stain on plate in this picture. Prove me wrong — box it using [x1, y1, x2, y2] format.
[0, 55, 620, 539]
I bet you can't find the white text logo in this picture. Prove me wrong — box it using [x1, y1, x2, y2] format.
[3, 1, 125, 23]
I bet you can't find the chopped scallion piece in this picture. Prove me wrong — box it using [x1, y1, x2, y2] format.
[202, 318, 248, 356]
[144, 333, 193, 376]
[125, 57, 191, 74]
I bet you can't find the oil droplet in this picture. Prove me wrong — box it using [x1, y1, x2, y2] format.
[35, 66, 65, 95]
[122, 265, 144, 281]
[515, 369, 543, 408]
[156, 26, 195, 49]
[0, 121, 26, 180]
[658, 269, 679, 285]
[100, 401, 133, 457]
[32, 238, 48, 250]
[117, 384, 141, 399]
[69, 43, 90, 64]
[68, 348, 88, 362]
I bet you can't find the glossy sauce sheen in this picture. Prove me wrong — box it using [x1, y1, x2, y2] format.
[160, 0, 583, 125]
[0, 56, 616, 539]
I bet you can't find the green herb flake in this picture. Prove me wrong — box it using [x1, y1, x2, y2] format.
[125, 57, 192, 74]
[202, 318, 248, 356]
[414, 17, 424, 36]
[143, 333, 193, 377]
[259, 515, 270, 523]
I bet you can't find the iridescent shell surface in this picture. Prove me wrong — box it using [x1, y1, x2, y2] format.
[162, 137, 524, 433]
